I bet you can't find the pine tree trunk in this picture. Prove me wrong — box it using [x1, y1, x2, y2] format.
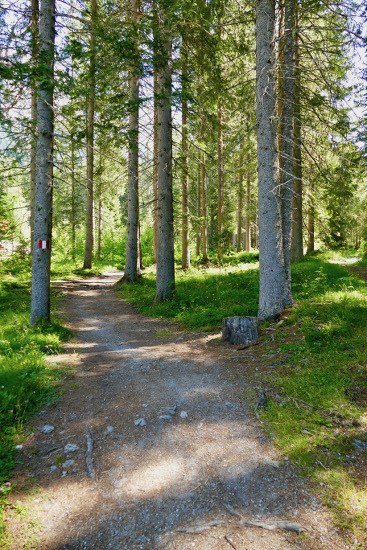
[201, 156, 208, 262]
[30, 0, 39, 253]
[237, 141, 245, 252]
[70, 136, 76, 260]
[290, 11, 303, 261]
[307, 181, 315, 254]
[245, 163, 251, 252]
[124, 0, 140, 282]
[83, 0, 97, 269]
[153, 71, 158, 264]
[280, 0, 295, 306]
[256, 0, 285, 320]
[30, 0, 55, 326]
[181, 34, 190, 270]
[196, 158, 201, 257]
[155, 2, 175, 302]
[217, 100, 224, 263]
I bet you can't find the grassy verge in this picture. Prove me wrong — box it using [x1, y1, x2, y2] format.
[119, 254, 367, 544]
[0, 254, 70, 545]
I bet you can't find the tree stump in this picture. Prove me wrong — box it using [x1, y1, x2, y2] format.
[222, 316, 258, 345]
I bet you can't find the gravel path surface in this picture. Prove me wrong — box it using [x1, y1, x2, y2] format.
[6, 273, 349, 549]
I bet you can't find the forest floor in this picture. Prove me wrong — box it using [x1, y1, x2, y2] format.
[4, 272, 353, 549]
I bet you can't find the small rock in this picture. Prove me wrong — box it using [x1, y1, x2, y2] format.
[353, 439, 367, 451]
[61, 471, 67, 478]
[134, 418, 147, 427]
[50, 465, 57, 473]
[106, 425, 114, 434]
[166, 405, 177, 415]
[64, 443, 79, 453]
[15, 444, 23, 450]
[159, 415, 172, 421]
[41, 425, 55, 434]
[180, 411, 188, 419]
[62, 459, 75, 469]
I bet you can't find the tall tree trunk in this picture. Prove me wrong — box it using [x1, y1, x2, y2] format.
[280, 0, 295, 306]
[307, 181, 315, 253]
[290, 8, 303, 261]
[155, 1, 175, 301]
[236, 140, 245, 252]
[201, 155, 208, 262]
[153, 70, 158, 263]
[30, 0, 39, 253]
[217, 100, 224, 263]
[124, 0, 140, 282]
[83, 0, 97, 269]
[196, 157, 201, 257]
[70, 136, 76, 260]
[181, 33, 190, 270]
[245, 158, 252, 252]
[256, 0, 285, 320]
[30, 0, 55, 325]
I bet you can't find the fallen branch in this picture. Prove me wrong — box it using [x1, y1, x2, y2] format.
[85, 428, 96, 480]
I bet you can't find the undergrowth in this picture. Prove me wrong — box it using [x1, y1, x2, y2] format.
[0, 254, 70, 545]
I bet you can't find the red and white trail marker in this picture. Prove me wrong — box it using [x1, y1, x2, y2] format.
[38, 240, 50, 250]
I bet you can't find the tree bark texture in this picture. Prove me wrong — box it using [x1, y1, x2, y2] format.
[181, 34, 190, 270]
[30, 0, 39, 253]
[237, 140, 245, 252]
[83, 0, 97, 269]
[307, 180, 315, 254]
[245, 163, 252, 252]
[124, 0, 141, 282]
[201, 155, 208, 261]
[155, 1, 175, 302]
[280, 0, 295, 306]
[153, 70, 158, 263]
[256, 0, 286, 320]
[196, 157, 201, 257]
[30, 0, 55, 325]
[70, 136, 76, 260]
[217, 100, 224, 263]
[290, 10, 303, 261]
[222, 317, 258, 345]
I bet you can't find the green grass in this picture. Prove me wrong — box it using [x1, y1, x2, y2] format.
[0, 254, 70, 545]
[120, 253, 367, 543]
[119, 263, 259, 331]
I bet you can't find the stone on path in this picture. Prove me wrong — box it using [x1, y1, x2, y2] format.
[64, 443, 79, 453]
[134, 418, 147, 427]
[40, 425, 55, 434]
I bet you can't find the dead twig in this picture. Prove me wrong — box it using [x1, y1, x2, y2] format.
[85, 428, 96, 480]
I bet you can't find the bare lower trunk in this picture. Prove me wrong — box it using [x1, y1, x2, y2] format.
[30, 0, 55, 325]
[307, 181, 315, 254]
[290, 13, 303, 261]
[83, 0, 97, 269]
[124, 0, 140, 282]
[181, 35, 189, 270]
[237, 142, 245, 252]
[280, 0, 295, 306]
[256, 0, 285, 320]
[153, 74, 158, 264]
[196, 158, 201, 257]
[245, 166, 251, 252]
[97, 192, 102, 261]
[30, 0, 39, 253]
[155, 3, 175, 301]
[217, 101, 224, 263]
[70, 137, 76, 260]
[201, 156, 208, 261]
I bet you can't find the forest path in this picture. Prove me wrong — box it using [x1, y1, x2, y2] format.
[6, 273, 348, 549]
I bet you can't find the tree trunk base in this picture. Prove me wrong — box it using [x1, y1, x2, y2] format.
[222, 316, 258, 345]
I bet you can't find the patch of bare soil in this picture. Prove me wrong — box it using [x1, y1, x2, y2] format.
[5, 273, 352, 549]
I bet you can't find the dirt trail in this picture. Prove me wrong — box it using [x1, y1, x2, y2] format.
[6, 273, 350, 549]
